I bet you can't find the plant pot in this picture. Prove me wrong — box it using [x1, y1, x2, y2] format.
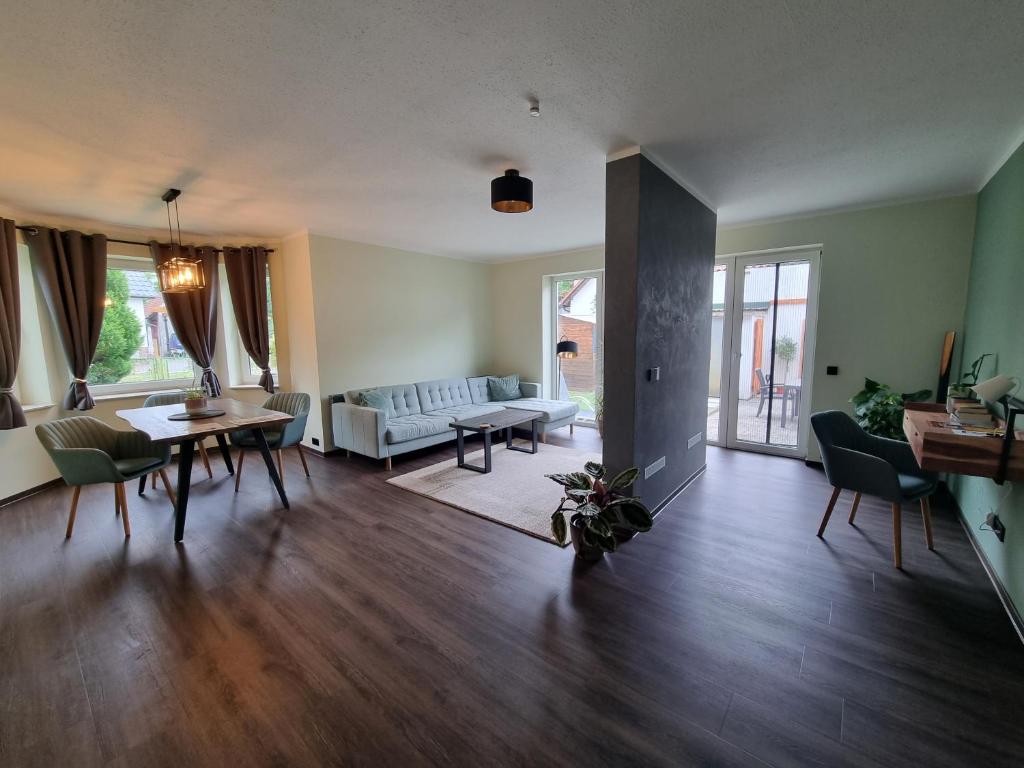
[569, 521, 605, 562]
[185, 396, 207, 414]
[611, 526, 637, 544]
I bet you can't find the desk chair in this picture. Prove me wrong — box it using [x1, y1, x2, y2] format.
[811, 410, 938, 568]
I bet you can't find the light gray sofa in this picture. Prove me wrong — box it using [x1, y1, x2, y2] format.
[331, 376, 579, 468]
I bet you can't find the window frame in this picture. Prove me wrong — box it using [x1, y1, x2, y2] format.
[86, 255, 201, 397]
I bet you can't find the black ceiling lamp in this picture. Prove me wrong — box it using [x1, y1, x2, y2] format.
[491, 169, 533, 213]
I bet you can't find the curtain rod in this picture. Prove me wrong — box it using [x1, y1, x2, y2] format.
[13, 225, 275, 254]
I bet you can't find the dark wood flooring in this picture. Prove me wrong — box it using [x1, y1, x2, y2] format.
[2, 430, 1023, 767]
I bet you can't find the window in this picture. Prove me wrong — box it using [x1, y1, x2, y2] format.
[550, 271, 604, 424]
[87, 257, 198, 394]
[11, 244, 52, 407]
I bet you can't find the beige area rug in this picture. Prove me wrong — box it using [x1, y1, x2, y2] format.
[386, 442, 602, 545]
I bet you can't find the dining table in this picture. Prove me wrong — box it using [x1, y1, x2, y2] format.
[117, 397, 294, 542]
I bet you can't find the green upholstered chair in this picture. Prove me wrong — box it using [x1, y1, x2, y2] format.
[142, 392, 214, 484]
[35, 416, 175, 538]
[229, 392, 311, 491]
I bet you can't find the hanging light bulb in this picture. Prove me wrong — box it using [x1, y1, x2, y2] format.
[156, 189, 206, 293]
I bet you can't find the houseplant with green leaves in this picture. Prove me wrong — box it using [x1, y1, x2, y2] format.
[850, 378, 931, 440]
[547, 462, 653, 560]
[947, 353, 992, 398]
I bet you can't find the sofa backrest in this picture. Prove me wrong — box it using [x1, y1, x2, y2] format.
[467, 376, 491, 404]
[345, 384, 421, 417]
[416, 378, 473, 412]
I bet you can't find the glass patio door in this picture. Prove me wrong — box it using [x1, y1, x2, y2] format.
[551, 272, 604, 425]
[709, 249, 820, 457]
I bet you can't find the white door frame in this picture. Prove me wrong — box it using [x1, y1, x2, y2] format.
[549, 270, 604, 426]
[713, 246, 821, 458]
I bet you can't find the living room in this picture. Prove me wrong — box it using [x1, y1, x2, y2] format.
[2, 2, 1024, 766]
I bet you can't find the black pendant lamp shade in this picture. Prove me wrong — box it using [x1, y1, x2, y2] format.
[556, 338, 579, 359]
[491, 169, 533, 213]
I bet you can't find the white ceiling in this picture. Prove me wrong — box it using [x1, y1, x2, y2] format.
[1, 1, 1022, 260]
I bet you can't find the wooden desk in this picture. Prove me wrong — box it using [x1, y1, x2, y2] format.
[902, 402, 1024, 481]
[117, 398, 293, 542]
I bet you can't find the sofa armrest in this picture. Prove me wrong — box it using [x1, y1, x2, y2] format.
[519, 381, 541, 398]
[332, 402, 387, 458]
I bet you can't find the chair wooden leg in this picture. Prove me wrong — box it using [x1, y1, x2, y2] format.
[158, 470, 177, 509]
[848, 492, 862, 524]
[817, 487, 842, 538]
[235, 449, 245, 492]
[892, 503, 902, 569]
[118, 483, 131, 537]
[151, 473, 157, 490]
[296, 444, 311, 477]
[65, 486, 81, 539]
[198, 441, 213, 479]
[920, 496, 934, 550]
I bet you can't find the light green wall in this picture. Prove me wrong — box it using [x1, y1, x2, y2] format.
[305, 234, 494, 443]
[717, 196, 977, 458]
[489, 247, 604, 395]
[952, 142, 1024, 611]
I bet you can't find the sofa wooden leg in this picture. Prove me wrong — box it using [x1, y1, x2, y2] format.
[346, 450, 351, 458]
[892, 503, 902, 568]
[817, 487, 841, 537]
[920, 496, 934, 550]
[235, 450, 245, 492]
[296, 444, 311, 477]
[848, 492, 861, 524]
[385, 456, 392, 471]
[66, 486, 81, 539]
[539, 433, 547, 444]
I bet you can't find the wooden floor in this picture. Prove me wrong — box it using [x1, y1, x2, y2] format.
[2, 430, 1023, 767]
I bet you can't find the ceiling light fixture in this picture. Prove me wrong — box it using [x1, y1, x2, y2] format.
[156, 188, 206, 293]
[529, 99, 540, 117]
[491, 169, 533, 213]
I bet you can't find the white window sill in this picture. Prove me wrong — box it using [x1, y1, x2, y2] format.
[22, 402, 55, 413]
[229, 384, 265, 390]
[92, 388, 183, 403]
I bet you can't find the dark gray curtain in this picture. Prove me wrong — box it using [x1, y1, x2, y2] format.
[223, 246, 274, 393]
[149, 242, 221, 396]
[24, 228, 107, 410]
[0, 219, 26, 428]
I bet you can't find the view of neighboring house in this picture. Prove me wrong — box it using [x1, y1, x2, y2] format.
[556, 276, 599, 417]
[123, 269, 189, 381]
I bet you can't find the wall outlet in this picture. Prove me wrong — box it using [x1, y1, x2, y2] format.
[311, 437, 320, 447]
[644, 456, 666, 479]
[986, 512, 1006, 542]
[687, 432, 702, 449]
[826, 365, 839, 376]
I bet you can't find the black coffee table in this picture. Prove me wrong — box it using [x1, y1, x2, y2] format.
[452, 408, 543, 474]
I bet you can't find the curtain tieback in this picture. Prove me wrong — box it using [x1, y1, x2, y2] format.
[201, 367, 213, 373]
[0, 387, 13, 394]
[73, 377, 88, 384]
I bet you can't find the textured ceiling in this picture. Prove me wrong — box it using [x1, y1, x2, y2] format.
[1, 1, 1022, 260]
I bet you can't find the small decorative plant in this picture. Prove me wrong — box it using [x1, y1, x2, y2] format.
[850, 378, 931, 440]
[547, 462, 653, 560]
[948, 353, 992, 398]
[183, 385, 208, 413]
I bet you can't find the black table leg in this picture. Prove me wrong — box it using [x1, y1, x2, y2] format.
[254, 428, 289, 508]
[215, 434, 235, 475]
[505, 419, 540, 455]
[483, 430, 492, 473]
[456, 427, 466, 467]
[173, 438, 195, 542]
[532, 418, 538, 452]
[138, 474, 147, 496]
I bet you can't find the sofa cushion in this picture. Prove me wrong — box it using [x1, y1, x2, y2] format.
[487, 374, 521, 401]
[385, 414, 453, 444]
[467, 376, 491, 404]
[416, 378, 473, 413]
[508, 397, 578, 423]
[430, 403, 507, 423]
[346, 384, 420, 417]
[356, 388, 392, 414]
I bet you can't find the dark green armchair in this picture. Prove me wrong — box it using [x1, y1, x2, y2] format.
[35, 416, 176, 538]
[230, 392, 311, 491]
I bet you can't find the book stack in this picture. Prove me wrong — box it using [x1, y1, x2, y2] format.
[951, 401, 995, 427]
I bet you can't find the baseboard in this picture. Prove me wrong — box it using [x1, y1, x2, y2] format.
[651, 464, 707, 516]
[804, 458, 824, 470]
[956, 506, 1024, 646]
[0, 478, 63, 509]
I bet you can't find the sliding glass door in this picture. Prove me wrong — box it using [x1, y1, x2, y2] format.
[551, 272, 604, 425]
[708, 249, 819, 457]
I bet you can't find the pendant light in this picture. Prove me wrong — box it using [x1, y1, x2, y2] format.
[491, 169, 533, 213]
[156, 188, 206, 293]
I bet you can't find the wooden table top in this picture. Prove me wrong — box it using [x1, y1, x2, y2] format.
[116, 397, 293, 444]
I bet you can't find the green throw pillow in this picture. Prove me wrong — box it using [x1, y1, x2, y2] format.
[487, 374, 521, 401]
[357, 389, 392, 416]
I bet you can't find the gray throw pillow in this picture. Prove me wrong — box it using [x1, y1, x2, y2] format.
[357, 389, 392, 417]
[487, 374, 521, 401]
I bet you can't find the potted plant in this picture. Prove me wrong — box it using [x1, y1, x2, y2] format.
[947, 353, 992, 399]
[775, 335, 798, 384]
[547, 461, 653, 561]
[850, 378, 931, 440]
[594, 391, 605, 438]
[183, 386, 208, 414]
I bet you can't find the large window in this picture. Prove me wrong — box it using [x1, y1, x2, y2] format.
[88, 258, 197, 394]
[551, 271, 604, 424]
